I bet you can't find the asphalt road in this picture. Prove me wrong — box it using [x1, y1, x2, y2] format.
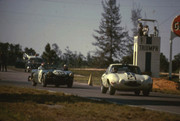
[0, 70, 180, 115]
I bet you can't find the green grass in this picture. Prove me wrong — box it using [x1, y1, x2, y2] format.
[70, 68, 105, 85]
[0, 85, 180, 121]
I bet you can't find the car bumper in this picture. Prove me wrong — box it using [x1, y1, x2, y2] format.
[112, 82, 152, 91]
[46, 76, 73, 85]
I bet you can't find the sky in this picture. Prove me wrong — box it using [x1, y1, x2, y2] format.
[0, 0, 180, 59]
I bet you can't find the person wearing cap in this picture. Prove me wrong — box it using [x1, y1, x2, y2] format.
[143, 25, 149, 36]
[63, 64, 68, 71]
[154, 26, 159, 37]
[38, 62, 46, 70]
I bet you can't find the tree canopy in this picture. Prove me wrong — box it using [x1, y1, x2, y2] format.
[41, 43, 58, 64]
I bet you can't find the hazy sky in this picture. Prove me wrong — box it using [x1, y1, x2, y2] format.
[0, 0, 180, 59]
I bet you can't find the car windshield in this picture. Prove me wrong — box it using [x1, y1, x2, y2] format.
[110, 65, 141, 74]
[41, 64, 64, 70]
[42, 64, 56, 70]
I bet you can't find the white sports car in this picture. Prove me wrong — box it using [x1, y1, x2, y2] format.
[101, 64, 153, 96]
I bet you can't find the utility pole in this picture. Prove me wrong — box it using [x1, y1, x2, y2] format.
[169, 15, 180, 80]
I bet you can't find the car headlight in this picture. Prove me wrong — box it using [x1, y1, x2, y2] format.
[69, 73, 74, 77]
[120, 79, 125, 84]
[147, 77, 153, 83]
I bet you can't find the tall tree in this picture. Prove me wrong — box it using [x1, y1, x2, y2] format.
[126, 2, 142, 57]
[172, 53, 180, 72]
[42, 43, 58, 64]
[52, 43, 62, 58]
[93, 0, 128, 66]
[122, 3, 143, 64]
[0, 42, 23, 65]
[131, 2, 142, 37]
[160, 53, 169, 72]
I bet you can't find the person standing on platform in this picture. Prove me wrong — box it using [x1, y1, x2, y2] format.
[143, 25, 149, 36]
[154, 26, 159, 37]
[138, 23, 143, 36]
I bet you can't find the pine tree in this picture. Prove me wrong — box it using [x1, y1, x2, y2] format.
[93, 0, 128, 66]
[42, 43, 58, 64]
[121, 3, 142, 64]
[131, 3, 142, 37]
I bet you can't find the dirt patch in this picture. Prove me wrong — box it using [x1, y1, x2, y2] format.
[71, 68, 106, 71]
[74, 74, 85, 77]
[153, 78, 179, 91]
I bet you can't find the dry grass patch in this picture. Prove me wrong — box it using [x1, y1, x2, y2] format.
[0, 85, 180, 121]
[153, 78, 180, 95]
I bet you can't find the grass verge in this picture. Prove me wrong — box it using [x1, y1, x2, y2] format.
[70, 68, 105, 85]
[0, 85, 180, 121]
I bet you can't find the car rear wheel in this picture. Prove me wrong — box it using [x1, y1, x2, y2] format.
[31, 75, 37, 86]
[32, 81, 37, 86]
[28, 76, 31, 82]
[109, 86, 116, 95]
[67, 80, 73, 88]
[134, 90, 140, 96]
[101, 84, 108, 94]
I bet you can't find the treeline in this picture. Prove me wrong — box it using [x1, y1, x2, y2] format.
[0, 42, 104, 68]
[0, 42, 23, 66]
[0, 42, 180, 72]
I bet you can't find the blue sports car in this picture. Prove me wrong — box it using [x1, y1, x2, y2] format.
[28, 64, 74, 88]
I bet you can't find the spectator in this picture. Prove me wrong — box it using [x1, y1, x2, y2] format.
[143, 25, 149, 36]
[63, 64, 68, 71]
[0, 52, 2, 71]
[154, 26, 159, 37]
[38, 62, 46, 70]
[1, 52, 7, 72]
[138, 23, 143, 36]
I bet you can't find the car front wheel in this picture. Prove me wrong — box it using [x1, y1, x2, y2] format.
[41, 75, 47, 87]
[109, 85, 116, 95]
[67, 80, 73, 88]
[32, 80, 37, 86]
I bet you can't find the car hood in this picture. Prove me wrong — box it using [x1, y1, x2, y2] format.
[115, 72, 150, 81]
[52, 70, 72, 76]
[52, 70, 66, 76]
